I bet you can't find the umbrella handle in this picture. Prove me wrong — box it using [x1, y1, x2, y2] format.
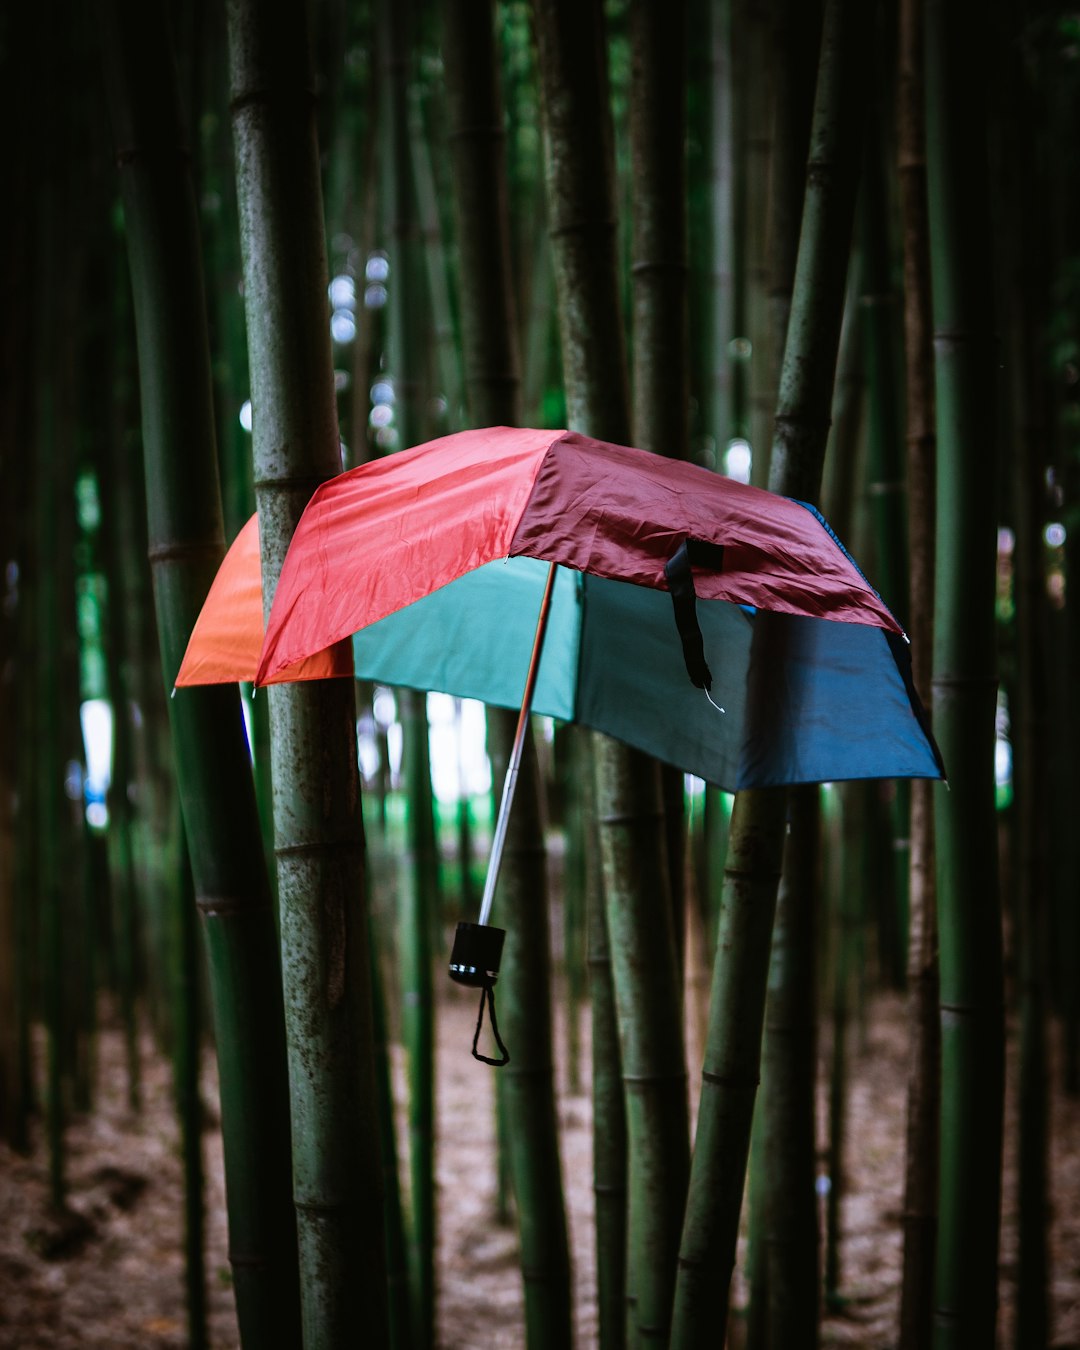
[477, 560, 558, 927]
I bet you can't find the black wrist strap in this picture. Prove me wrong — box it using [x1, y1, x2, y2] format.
[471, 982, 510, 1067]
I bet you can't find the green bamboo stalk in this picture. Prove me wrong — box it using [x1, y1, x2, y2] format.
[762, 785, 820, 1346]
[756, 6, 823, 1340]
[224, 0, 391, 1341]
[408, 83, 462, 429]
[1011, 368, 1051, 1350]
[822, 287, 866, 546]
[533, 1, 693, 1342]
[1006, 53, 1052, 1344]
[824, 781, 868, 1308]
[672, 3, 870, 1342]
[102, 265, 144, 1111]
[764, 0, 822, 453]
[696, 0, 736, 457]
[672, 787, 788, 1347]
[399, 687, 437, 1349]
[366, 905, 413, 1350]
[172, 817, 207, 1350]
[380, 8, 438, 1342]
[858, 75, 911, 991]
[741, 0, 774, 487]
[531, 4, 633, 1344]
[896, 0, 939, 1339]
[925, 1, 1005, 1343]
[743, 1097, 767, 1350]
[441, 7, 573, 1344]
[490, 724, 574, 1346]
[34, 83, 69, 1207]
[100, 0, 306, 1342]
[0, 26, 33, 1147]
[594, 738, 690, 1345]
[586, 775, 628, 1350]
[630, 0, 691, 994]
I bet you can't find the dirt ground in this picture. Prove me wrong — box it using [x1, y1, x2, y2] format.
[1, 986, 1079, 1349]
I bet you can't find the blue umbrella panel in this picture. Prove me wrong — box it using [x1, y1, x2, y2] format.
[352, 555, 943, 791]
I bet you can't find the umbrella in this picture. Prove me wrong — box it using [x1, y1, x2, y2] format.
[176, 426, 942, 1057]
[177, 425, 941, 797]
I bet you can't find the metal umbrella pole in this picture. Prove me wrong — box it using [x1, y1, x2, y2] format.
[448, 561, 558, 1010]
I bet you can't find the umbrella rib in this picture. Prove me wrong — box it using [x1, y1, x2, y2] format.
[476, 560, 559, 927]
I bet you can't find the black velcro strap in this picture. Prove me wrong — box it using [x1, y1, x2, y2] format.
[664, 539, 725, 691]
[471, 983, 510, 1067]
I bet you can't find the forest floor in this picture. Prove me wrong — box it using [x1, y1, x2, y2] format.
[1, 981, 1079, 1349]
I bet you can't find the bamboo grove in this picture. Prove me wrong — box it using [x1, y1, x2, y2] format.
[0, 0, 1078, 1347]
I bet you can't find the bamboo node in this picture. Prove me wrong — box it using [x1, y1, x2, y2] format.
[274, 837, 365, 860]
[622, 1071, 688, 1088]
[700, 1067, 759, 1091]
[146, 537, 224, 565]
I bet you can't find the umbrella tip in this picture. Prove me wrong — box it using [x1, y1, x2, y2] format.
[704, 688, 725, 715]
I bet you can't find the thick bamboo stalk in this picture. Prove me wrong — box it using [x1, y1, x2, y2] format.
[858, 80, 911, 992]
[225, 0, 391, 1341]
[896, 0, 939, 1340]
[756, 5, 823, 1341]
[925, 0, 1005, 1343]
[441, 7, 574, 1344]
[1005, 54, 1051, 1346]
[672, 787, 788, 1347]
[672, 2, 870, 1342]
[532, 1, 692, 1341]
[100, 0, 304, 1341]
[630, 0, 692, 995]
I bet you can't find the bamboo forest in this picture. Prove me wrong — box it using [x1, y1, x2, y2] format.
[3, 0, 1080, 1346]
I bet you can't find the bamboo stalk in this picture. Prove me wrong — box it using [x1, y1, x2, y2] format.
[925, 0, 1005, 1342]
[763, 785, 820, 1346]
[672, 3, 871, 1341]
[380, 6, 438, 1340]
[896, 0, 939, 1339]
[755, 5, 823, 1340]
[532, 0, 694, 1341]
[101, 0, 307, 1340]
[442, 8, 573, 1342]
[224, 0, 391, 1339]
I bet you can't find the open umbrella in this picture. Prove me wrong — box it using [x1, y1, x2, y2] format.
[176, 427, 942, 1044]
[177, 425, 941, 793]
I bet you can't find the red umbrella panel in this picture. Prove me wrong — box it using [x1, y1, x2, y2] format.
[252, 426, 903, 684]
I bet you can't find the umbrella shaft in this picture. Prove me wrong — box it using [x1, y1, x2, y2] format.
[477, 561, 558, 927]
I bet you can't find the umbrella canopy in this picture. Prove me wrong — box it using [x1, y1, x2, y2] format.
[176, 426, 943, 790]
